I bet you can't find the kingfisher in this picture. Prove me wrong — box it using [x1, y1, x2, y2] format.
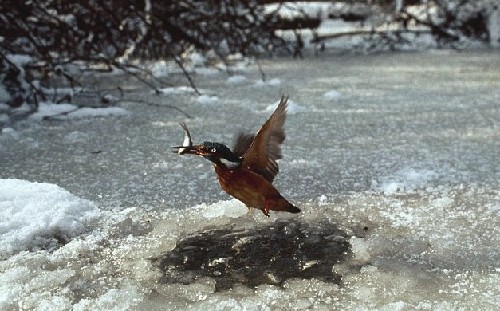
[172, 96, 300, 217]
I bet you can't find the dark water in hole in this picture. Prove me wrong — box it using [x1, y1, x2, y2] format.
[152, 220, 351, 291]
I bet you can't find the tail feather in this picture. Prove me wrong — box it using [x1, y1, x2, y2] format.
[286, 204, 301, 214]
[270, 198, 301, 214]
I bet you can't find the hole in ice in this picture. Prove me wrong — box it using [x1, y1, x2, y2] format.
[152, 220, 351, 291]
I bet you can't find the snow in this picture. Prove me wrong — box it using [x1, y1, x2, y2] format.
[255, 78, 282, 86]
[67, 106, 129, 118]
[28, 102, 129, 120]
[196, 94, 219, 105]
[226, 75, 248, 85]
[149, 60, 170, 77]
[0, 179, 101, 257]
[324, 89, 343, 100]
[157, 86, 198, 94]
[1, 50, 499, 310]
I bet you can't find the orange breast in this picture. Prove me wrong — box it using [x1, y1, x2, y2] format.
[214, 164, 281, 210]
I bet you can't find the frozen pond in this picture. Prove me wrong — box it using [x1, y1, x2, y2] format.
[1, 50, 499, 310]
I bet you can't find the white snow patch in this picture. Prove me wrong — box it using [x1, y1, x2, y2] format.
[150, 60, 170, 77]
[255, 78, 282, 86]
[0, 179, 102, 257]
[7, 54, 33, 66]
[29, 102, 129, 120]
[196, 95, 219, 105]
[1, 127, 15, 134]
[158, 86, 197, 95]
[190, 52, 206, 67]
[195, 67, 220, 76]
[29, 102, 78, 120]
[226, 75, 248, 85]
[324, 89, 343, 100]
[67, 107, 129, 118]
[317, 194, 328, 204]
[265, 99, 308, 114]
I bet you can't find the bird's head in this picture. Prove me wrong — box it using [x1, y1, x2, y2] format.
[173, 141, 241, 167]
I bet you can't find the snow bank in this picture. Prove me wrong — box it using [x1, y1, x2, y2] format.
[0, 179, 101, 257]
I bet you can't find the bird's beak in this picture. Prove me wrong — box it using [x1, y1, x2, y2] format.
[171, 144, 209, 156]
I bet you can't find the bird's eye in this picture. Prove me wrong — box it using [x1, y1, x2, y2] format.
[211, 148, 216, 152]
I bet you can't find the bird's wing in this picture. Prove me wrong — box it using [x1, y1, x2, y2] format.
[232, 132, 255, 158]
[242, 96, 288, 183]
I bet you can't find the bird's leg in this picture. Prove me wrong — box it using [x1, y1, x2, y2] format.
[262, 201, 271, 217]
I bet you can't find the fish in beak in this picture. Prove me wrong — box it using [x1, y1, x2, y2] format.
[171, 123, 210, 156]
[176, 122, 192, 155]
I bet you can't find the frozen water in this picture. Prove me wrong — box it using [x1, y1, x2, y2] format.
[1, 50, 499, 310]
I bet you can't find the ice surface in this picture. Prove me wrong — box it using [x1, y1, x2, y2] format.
[1, 51, 499, 310]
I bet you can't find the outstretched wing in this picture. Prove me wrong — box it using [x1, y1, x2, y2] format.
[242, 96, 288, 183]
[232, 132, 255, 158]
